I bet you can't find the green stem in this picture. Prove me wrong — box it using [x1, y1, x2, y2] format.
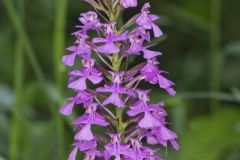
[53, 0, 68, 159]
[209, 0, 222, 111]
[9, 1, 25, 159]
[116, 108, 124, 132]
[9, 30, 24, 160]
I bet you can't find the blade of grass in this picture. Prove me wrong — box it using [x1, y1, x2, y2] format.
[209, 0, 223, 111]
[9, 39, 24, 160]
[2, 0, 44, 81]
[8, 1, 25, 159]
[53, 0, 68, 159]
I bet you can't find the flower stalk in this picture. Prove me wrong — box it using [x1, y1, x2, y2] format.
[60, 0, 179, 159]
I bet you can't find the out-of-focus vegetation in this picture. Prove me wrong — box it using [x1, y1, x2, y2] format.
[0, 0, 240, 160]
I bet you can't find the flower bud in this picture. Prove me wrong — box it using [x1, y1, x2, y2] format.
[120, 0, 138, 8]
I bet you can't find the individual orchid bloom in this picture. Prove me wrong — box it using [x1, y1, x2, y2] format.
[93, 23, 127, 54]
[134, 27, 151, 42]
[77, 11, 101, 31]
[120, 0, 138, 8]
[127, 90, 162, 128]
[141, 59, 176, 96]
[136, 3, 163, 38]
[124, 139, 154, 160]
[77, 140, 97, 152]
[62, 33, 91, 66]
[83, 150, 102, 160]
[127, 31, 161, 59]
[96, 72, 132, 107]
[150, 126, 179, 151]
[73, 103, 109, 141]
[105, 133, 134, 160]
[59, 91, 93, 116]
[142, 148, 160, 160]
[68, 58, 103, 90]
[68, 140, 98, 160]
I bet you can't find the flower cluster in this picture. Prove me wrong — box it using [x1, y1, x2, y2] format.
[60, 0, 179, 159]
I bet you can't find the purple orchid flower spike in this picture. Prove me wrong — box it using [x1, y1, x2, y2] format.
[97, 72, 132, 107]
[61, 1, 179, 159]
[73, 103, 109, 141]
[68, 57, 103, 90]
[105, 133, 134, 160]
[93, 23, 127, 54]
[136, 3, 163, 38]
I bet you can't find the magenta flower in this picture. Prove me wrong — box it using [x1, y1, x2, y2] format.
[136, 3, 163, 38]
[68, 57, 103, 90]
[96, 72, 132, 107]
[59, 91, 93, 116]
[127, 29, 161, 59]
[141, 59, 176, 96]
[126, 139, 159, 160]
[77, 11, 101, 32]
[73, 103, 109, 141]
[104, 133, 133, 160]
[93, 23, 127, 54]
[62, 33, 91, 66]
[60, 1, 178, 159]
[68, 140, 98, 160]
[127, 90, 162, 128]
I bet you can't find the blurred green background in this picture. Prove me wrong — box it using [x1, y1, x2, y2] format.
[0, 0, 240, 159]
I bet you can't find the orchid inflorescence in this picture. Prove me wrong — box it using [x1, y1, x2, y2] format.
[59, 0, 179, 159]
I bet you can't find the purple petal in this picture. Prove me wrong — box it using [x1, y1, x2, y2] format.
[127, 102, 144, 116]
[151, 23, 163, 38]
[59, 102, 75, 116]
[139, 111, 161, 128]
[166, 87, 176, 96]
[97, 42, 120, 54]
[93, 113, 109, 126]
[96, 85, 112, 92]
[87, 75, 103, 84]
[62, 53, 76, 67]
[103, 93, 124, 107]
[74, 124, 94, 141]
[77, 140, 97, 151]
[68, 147, 78, 160]
[157, 74, 174, 89]
[72, 114, 89, 125]
[146, 133, 158, 145]
[92, 37, 106, 43]
[68, 78, 87, 90]
[170, 139, 179, 150]
[150, 15, 160, 21]
[143, 49, 161, 59]
[160, 126, 177, 140]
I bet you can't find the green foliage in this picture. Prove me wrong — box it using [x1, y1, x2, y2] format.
[179, 109, 240, 160]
